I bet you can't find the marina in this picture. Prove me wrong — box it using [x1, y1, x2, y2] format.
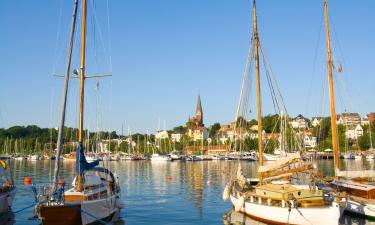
[1, 0, 375, 224]
[2, 159, 375, 225]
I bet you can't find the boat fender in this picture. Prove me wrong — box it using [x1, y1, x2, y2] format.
[235, 196, 245, 212]
[223, 185, 231, 201]
[0, 160, 7, 170]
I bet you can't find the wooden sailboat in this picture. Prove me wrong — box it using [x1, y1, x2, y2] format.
[223, 1, 342, 224]
[320, 0, 375, 219]
[35, 1, 123, 224]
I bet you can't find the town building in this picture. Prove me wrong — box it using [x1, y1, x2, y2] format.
[187, 95, 208, 141]
[361, 115, 370, 126]
[345, 124, 364, 140]
[337, 113, 361, 126]
[155, 130, 169, 140]
[303, 134, 317, 148]
[289, 114, 309, 129]
[368, 113, 375, 125]
[171, 133, 183, 142]
[311, 117, 324, 127]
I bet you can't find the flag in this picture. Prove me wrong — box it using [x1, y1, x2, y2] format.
[337, 64, 343, 73]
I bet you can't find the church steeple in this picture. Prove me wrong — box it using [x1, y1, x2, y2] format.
[195, 94, 203, 126]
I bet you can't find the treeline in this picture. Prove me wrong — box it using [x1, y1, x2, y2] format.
[0, 125, 119, 155]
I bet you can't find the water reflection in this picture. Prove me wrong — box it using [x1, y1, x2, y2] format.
[8, 159, 375, 224]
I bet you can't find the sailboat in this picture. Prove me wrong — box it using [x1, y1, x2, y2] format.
[223, 1, 342, 224]
[0, 160, 17, 215]
[318, 0, 375, 219]
[34, 1, 123, 224]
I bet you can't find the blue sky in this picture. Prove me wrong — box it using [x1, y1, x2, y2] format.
[0, 0, 374, 133]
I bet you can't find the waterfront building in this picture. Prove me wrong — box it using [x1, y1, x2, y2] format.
[155, 130, 169, 140]
[303, 134, 317, 148]
[187, 95, 208, 141]
[345, 124, 364, 140]
[361, 115, 370, 126]
[289, 114, 309, 129]
[311, 117, 324, 127]
[337, 112, 361, 126]
[368, 112, 375, 125]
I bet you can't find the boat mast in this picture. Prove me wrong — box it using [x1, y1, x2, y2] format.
[253, 0, 263, 167]
[79, 0, 87, 143]
[52, 0, 79, 192]
[76, 0, 87, 191]
[324, 0, 340, 172]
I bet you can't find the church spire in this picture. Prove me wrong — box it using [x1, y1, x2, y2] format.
[195, 94, 203, 126]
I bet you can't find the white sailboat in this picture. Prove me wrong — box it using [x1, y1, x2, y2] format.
[223, 1, 342, 224]
[150, 153, 172, 161]
[35, 1, 123, 224]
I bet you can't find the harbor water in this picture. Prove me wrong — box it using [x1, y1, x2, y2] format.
[5, 159, 375, 225]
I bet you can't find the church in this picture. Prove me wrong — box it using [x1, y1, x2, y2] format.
[187, 95, 208, 141]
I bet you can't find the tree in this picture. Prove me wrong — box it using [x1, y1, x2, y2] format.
[209, 123, 221, 138]
[262, 114, 280, 133]
[358, 134, 370, 150]
[173, 126, 187, 134]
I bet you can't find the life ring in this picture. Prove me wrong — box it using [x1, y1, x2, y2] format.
[0, 160, 7, 170]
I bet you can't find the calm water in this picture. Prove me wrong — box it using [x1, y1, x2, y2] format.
[5, 159, 375, 225]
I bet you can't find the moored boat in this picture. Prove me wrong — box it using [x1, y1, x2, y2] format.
[150, 153, 172, 161]
[0, 160, 17, 214]
[34, 0, 123, 224]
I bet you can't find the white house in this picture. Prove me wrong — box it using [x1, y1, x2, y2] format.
[311, 117, 323, 127]
[345, 124, 364, 140]
[290, 114, 309, 129]
[303, 135, 317, 148]
[187, 127, 208, 141]
[361, 116, 370, 126]
[337, 113, 361, 126]
[155, 130, 169, 140]
[171, 133, 183, 142]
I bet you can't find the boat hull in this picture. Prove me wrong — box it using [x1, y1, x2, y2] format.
[0, 187, 17, 213]
[230, 194, 341, 225]
[39, 195, 120, 225]
[344, 199, 375, 219]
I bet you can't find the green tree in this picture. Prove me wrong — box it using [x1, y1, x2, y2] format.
[209, 123, 221, 138]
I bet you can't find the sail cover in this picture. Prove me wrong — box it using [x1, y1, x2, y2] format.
[258, 152, 301, 173]
[76, 143, 99, 175]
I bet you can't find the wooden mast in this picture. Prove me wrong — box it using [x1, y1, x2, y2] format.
[253, 0, 263, 167]
[77, 0, 87, 191]
[79, 0, 87, 143]
[324, 0, 340, 172]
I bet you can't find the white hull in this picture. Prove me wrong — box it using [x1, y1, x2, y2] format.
[345, 199, 375, 218]
[29, 155, 40, 161]
[81, 194, 121, 225]
[343, 153, 353, 159]
[0, 187, 17, 213]
[230, 194, 341, 225]
[150, 157, 171, 161]
[150, 154, 171, 161]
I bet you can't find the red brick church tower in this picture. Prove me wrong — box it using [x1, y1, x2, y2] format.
[195, 95, 204, 126]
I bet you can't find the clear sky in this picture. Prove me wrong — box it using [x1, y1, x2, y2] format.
[0, 0, 374, 134]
